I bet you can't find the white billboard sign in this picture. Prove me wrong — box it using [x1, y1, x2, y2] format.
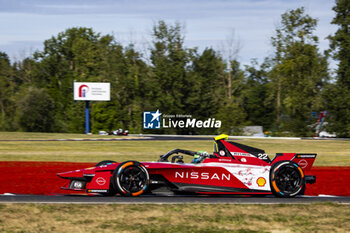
[74, 82, 110, 101]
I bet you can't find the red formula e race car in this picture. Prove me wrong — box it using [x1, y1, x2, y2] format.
[57, 135, 316, 197]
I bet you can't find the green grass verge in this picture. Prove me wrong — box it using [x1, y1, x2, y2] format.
[0, 203, 349, 233]
[0, 132, 349, 166]
[1, 133, 349, 233]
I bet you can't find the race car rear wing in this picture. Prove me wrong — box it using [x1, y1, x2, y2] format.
[292, 154, 317, 172]
[271, 153, 317, 172]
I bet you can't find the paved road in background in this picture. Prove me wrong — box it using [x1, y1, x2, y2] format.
[0, 135, 214, 141]
[138, 135, 214, 140]
[1, 134, 349, 141]
[1, 194, 349, 204]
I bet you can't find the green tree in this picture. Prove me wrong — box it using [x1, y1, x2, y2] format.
[148, 21, 192, 133]
[268, 7, 329, 136]
[217, 59, 247, 134]
[326, 0, 350, 137]
[90, 41, 128, 133]
[34, 27, 131, 133]
[186, 48, 225, 134]
[0, 52, 16, 130]
[149, 21, 189, 112]
[216, 99, 246, 135]
[92, 44, 150, 133]
[33, 27, 107, 132]
[243, 59, 274, 130]
[16, 87, 55, 132]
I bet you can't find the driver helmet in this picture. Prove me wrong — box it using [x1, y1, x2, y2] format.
[192, 151, 209, 163]
[198, 151, 209, 157]
[192, 154, 201, 163]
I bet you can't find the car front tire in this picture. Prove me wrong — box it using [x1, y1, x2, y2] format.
[112, 161, 149, 197]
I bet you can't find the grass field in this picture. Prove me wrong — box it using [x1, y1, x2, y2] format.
[1, 132, 349, 233]
[0, 132, 349, 166]
[0, 203, 349, 233]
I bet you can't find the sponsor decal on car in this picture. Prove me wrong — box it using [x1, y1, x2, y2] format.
[298, 159, 308, 168]
[87, 189, 108, 193]
[219, 158, 232, 162]
[240, 158, 247, 162]
[219, 150, 226, 156]
[245, 177, 253, 186]
[256, 177, 266, 187]
[231, 152, 251, 156]
[96, 177, 106, 185]
[296, 154, 316, 158]
[175, 171, 231, 181]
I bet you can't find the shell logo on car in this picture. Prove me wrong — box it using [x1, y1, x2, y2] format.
[257, 177, 266, 187]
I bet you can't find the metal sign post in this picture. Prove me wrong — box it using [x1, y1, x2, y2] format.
[85, 101, 90, 134]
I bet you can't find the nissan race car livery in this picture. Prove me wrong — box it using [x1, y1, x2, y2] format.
[57, 135, 317, 197]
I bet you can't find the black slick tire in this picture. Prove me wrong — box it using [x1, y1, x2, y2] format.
[112, 161, 149, 197]
[270, 161, 305, 198]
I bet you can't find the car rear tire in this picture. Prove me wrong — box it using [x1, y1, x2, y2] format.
[270, 161, 305, 198]
[112, 161, 149, 197]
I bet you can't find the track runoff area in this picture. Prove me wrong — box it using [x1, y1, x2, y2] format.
[1, 194, 350, 204]
[0, 135, 349, 204]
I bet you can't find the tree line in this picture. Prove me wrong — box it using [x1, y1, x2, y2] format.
[0, 2, 349, 137]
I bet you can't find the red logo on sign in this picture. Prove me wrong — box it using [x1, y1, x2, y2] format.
[298, 159, 308, 169]
[78, 85, 89, 97]
[96, 177, 106, 185]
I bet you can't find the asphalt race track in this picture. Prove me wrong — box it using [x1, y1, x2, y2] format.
[1, 194, 349, 204]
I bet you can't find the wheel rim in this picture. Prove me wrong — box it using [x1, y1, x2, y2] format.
[274, 165, 302, 194]
[119, 165, 148, 193]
